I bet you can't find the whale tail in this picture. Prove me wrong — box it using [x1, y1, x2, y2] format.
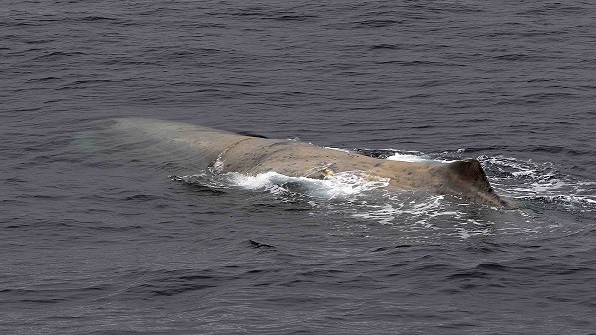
[433, 159, 515, 209]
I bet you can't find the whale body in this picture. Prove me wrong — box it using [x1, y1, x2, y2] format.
[100, 118, 514, 208]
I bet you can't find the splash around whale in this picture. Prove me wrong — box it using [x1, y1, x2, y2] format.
[96, 118, 515, 209]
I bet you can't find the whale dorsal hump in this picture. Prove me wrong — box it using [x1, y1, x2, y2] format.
[440, 158, 516, 208]
[443, 158, 493, 193]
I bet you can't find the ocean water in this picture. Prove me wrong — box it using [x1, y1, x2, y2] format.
[1, 0, 595, 334]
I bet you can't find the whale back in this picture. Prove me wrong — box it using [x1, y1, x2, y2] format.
[94, 118, 250, 173]
[93, 118, 513, 208]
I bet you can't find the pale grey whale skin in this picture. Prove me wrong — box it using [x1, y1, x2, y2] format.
[101, 118, 514, 208]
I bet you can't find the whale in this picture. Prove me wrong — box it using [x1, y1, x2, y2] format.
[99, 118, 514, 208]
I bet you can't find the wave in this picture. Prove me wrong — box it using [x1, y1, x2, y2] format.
[478, 155, 596, 210]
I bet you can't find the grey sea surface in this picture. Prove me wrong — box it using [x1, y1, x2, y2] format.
[1, 0, 595, 334]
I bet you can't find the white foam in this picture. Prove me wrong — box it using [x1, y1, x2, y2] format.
[386, 152, 429, 162]
[478, 155, 596, 209]
[324, 146, 352, 153]
[352, 203, 397, 225]
[225, 170, 390, 200]
[352, 194, 450, 226]
[385, 151, 454, 163]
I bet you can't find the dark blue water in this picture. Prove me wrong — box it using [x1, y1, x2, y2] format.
[1, 0, 595, 333]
